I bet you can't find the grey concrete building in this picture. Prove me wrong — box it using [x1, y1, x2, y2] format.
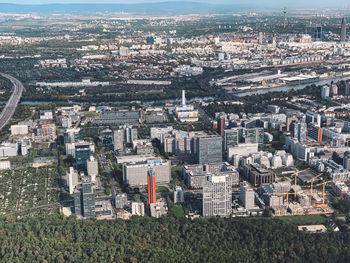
[240, 181, 255, 210]
[113, 129, 124, 151]
[74, 177, 95, 218]
[343, 151, 350, 171]
[87, 156, 98, 183]
[184, 162, 239, 189]
[243, 163, 276, 187]
[123, 159, 171, 186]
[115, 193, 128, 209]
[203, 175, 232, 217]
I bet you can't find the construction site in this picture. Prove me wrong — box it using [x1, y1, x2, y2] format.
[259, 168, 342, 216]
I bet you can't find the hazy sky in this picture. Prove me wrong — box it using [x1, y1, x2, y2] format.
[1, 0, 349, 8]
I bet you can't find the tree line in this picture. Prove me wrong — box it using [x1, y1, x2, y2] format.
[0, 214, 350, 262]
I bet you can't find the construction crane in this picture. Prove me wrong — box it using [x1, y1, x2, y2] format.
[292, 168, 310, 198]
[315, 179, 338, 204]
[310, 173, 323, 194]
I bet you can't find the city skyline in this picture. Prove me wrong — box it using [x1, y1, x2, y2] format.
[0, 2, 349, 262]
[1, 0, 349, 8]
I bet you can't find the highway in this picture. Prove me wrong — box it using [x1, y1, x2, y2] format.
[0, 73, 24, 131]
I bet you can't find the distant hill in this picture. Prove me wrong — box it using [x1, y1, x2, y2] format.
[0, 2, 254, 15]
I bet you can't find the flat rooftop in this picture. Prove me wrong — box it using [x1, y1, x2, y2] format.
[298, 225, 327, 232]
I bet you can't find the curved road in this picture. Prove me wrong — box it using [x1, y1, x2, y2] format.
[0, 73, 24, 130]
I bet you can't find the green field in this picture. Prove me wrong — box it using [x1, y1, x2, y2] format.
[157, 185, 169, 192]
[170, 204, 185, 218]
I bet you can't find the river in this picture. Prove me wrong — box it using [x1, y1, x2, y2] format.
[235, 76, 350, 97]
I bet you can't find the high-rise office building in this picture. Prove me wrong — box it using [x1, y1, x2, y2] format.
[114, 129, 124, 151]
[224, 129, 242, 150]
[66, 141, 94, 158]
[286, 117, 298, 132]
[147, 169, 157, 205]
[196, 135, 222, 164]
[313, 26, 322, 41]
[64, 128, 81, 143]
[331, 84, 338, 96]
[292, 122, 307, 142]
[100, 129, 114, 149]
[309, 124, 323, 142]
[217, 115, 225, 137]
[81, 178, 95, 217]
[124, 126, 138, 143]
[321, 85, 330, 99]
[240, 182, 255, 210]
[67, 167, 79, 195]
[343, 151, 350, 171]
[62, 117, 72, 128]
[75, 143, 91, 171]
[305, 111, 321, 127]
[74, 177, 95, 217]
[223, 127, 264, 151]
[202, 175, 232, 217]
[345, 82, 350, 96]
[87, 156, 98, 183]
[258, 32, 263, 44]
[341, 18, 347, 43]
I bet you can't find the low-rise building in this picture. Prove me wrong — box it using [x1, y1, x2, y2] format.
[0, 160, 11, 170]
[0, 143, 18, 158]
[132, 202, 145, 216]
[10, 124, 28, 135]
[173, 186, 184, 203]
[244, 164, 276, 187]
[115, 193, 128, 209]
[150, 202, 168, 218]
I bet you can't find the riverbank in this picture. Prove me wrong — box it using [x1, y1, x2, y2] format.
[235, 76, 350, 97]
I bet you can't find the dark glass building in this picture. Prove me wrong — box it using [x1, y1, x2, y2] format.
[75, 144, 91, 171]
[196, 135, 222, 164]
[74, 178, 95, 217]
[313, 26, 323, 41]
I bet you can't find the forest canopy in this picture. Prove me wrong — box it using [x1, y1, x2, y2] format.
[0, 214, 350, 263]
